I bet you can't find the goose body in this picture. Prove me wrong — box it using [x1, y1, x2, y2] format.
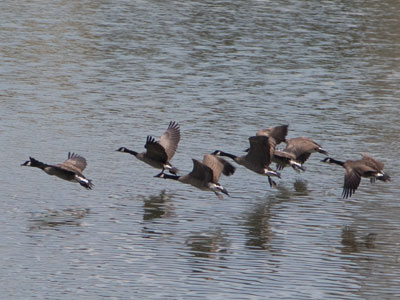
[245, 124, 288, 157]
[117, 121, 180, 175]
[213, 135, 280, 187]
[322, 154, 391, 198]
[256, 124, 288, 152]
[155, 154, 235, 199]
[274, 137, 328, 171]
[21, 152, 93, 189]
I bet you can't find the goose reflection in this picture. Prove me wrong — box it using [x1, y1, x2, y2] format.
[141, 190, 174, 221]
[274, 179, 310, 200]
[244, 201, 272, 250]
[186, 228, 230, 259]
[341, 226, 377, 254]
[293, 179, 309, 195]
[28, 208, 90, 230]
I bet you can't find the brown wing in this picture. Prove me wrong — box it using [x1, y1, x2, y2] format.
[189, 159, 213, 182]
[60, 152, 87, 172]
[361, 153, 384, 170]
[246, 136, 272, 167]
[158, 121, 180, 161]
[273, 149, 296, 170]
[284, 137, 319, 163]
[256, 124, 288, 145]
[343, 165, 362, 199]
[203, 154, 235, 183]
[343, 161, 377, 198]
[145, 136, 168, 162]
[296, 153, 312, 164]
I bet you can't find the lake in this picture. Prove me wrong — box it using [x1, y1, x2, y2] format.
[1, 0, 399, 299]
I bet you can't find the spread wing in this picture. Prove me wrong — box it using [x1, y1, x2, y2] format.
[284, 137, 318, 163]
[343, 162, 376, 198]
[343, 166, 362, 199]
[361, 153, 384, 170]
[158, 121, 180, 161]
[256, 124, 288, 145]
[189, 159, 213, 182]
[273, 149, 296, 169]
[246, 136, 272, 167]
[60, 152, 87, 172]
[203, 154, 235, 183]
[145, 136, 168, 163]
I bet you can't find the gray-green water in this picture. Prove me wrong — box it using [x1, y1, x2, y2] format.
[1, 1, 400, 299]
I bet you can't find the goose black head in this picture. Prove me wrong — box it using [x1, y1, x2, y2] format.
[154, 172, 166, 178]
[21, 160, 31, 166]
[116, 147, 126, 152]
[211, 150, 221, 156]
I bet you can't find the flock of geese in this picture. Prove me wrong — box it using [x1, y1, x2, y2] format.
[22, 122, 391, 199]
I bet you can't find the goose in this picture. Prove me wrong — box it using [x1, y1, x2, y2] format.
[322, 153, 391, 198]
[273, 137, 328, 172]
[117, 121, 180, 175]
[21, 152, 93, 189]
[155, 154, 235, 199]
[256, 124, 288, 148]
[213, 135, 280, 187]
[245, 124, 288, 157]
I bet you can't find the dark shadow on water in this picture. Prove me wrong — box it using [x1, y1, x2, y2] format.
[185, 228, 230, 259]
[340, 225, 377, 254]
[140, 190, 176, 238]
[140, 190, 175, 221]
[293, 179, 309, 196]
[243, 200, 272, 250]
[28, 208, 90, 230]
[275, 179, 310, 200]
[243, 180, 309, 251]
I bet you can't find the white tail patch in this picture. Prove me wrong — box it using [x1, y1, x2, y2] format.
[290, 160, 302, 168]
[75, 175, 89, 184]
[265, 169, 279, 177]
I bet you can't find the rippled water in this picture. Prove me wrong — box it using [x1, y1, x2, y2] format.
[1, 0, 400, 299]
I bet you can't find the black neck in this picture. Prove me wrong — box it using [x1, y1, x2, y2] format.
[124, 148, 138, 156]
[161, 173, 180, 181]
[30, 158, 50, 170]
[326, 157, 345, 166]
[216, 151, 237, 161]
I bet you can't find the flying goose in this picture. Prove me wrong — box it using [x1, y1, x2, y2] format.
[273, 137, 328, 172]
[256, 124, 288, 147]
[322, 153, 391, 198]
[155, 154, 235, 199]
[213, 135, 280, 187]
[21, 152, 93, 189]
[245, 124, 288, 156]
[117, 121, 180, 175]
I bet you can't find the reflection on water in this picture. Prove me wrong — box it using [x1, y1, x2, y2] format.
[28, 208, 90, 230]
[186, 228, 230, 259]
[293, 180, 309, 196]
[244, 201, 272, 250]
[340, 226, 377, 254]
[1, 0, 400, 298]
[141, 190, 174, 221]
[275, 179, 309, 200]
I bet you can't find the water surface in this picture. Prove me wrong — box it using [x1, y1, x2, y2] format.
[1, 0, 400, 299]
